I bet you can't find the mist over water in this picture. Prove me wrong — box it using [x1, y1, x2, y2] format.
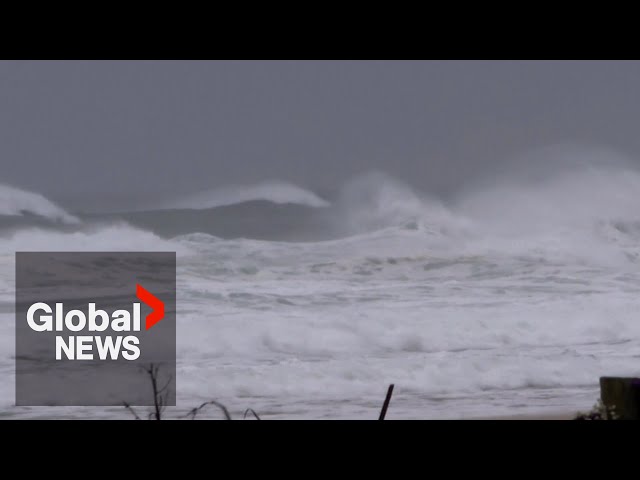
[1, 146, 640, 418]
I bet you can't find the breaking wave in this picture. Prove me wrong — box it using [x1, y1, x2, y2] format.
[0, 183, 79, 224]
[150, 180, 331, 211]
[5, 147, 640, 264]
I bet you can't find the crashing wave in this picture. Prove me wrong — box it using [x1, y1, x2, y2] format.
[0, 183, 79, 224]
[152, 180, 330, 210]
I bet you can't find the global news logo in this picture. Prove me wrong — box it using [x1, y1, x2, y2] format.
[15, 252, 176, 407]
[25, 284, 164, 361]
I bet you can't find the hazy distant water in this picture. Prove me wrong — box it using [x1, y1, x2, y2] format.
[1, 165, 640, 419]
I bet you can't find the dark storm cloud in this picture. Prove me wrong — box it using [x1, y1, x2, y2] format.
[2, 60, 640, 210]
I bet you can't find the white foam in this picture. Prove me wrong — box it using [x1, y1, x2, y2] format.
[2, 149, 640, 418]
[0, 222, 185, 254]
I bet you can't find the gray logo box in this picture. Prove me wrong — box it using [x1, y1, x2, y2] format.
[15, 252, 176, 406]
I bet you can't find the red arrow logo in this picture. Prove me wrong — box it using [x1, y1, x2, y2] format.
[136, 284, 165, 330]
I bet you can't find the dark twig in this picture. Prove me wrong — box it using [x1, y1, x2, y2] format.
[123, 402, 141, 420]
[185, 400, 232, 420]
[158, 375, 173, 396]
[144, 364, 164, 421]
[244, 408, 262, 420]
[123, 363, 260, 421]
[378, 384, 394, 420]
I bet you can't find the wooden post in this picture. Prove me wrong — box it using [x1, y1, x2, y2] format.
[600, 377, 640, 420]
[379, 384, 394, 420]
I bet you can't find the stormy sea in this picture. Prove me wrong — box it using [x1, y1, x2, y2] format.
[2, 157, 640, 419]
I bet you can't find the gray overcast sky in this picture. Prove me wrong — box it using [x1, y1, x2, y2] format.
[2, 60, 640, 209]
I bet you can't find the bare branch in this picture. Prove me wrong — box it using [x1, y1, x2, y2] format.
[123, 402, 141, 420]
[144, 363, 163, 420]
[243, 408, 261, 420]
[158, 374, 173, 395]
[185, 400, 232, 420]
[123, 363, 260, 421]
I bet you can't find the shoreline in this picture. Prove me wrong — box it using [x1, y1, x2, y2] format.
[471, 411, 578, 420]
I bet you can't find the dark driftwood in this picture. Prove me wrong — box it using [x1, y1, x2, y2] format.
[379, 384, 394, 420]
[600, 377, 640, 420]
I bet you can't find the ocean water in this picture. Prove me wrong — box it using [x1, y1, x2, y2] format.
[1, 162, 640, 419]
